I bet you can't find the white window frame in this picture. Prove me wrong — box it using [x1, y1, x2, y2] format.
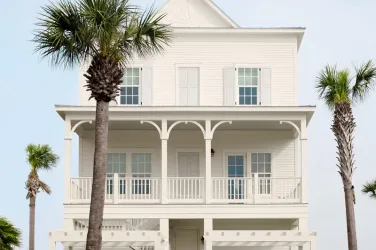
[118, 65, 143, 106]
[234, 64, 262, 106]
[175, 64, 201, 106]
[131, 152, 152, 195]
[249, 152, 273, 196]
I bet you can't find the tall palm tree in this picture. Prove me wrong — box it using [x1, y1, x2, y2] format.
[32, 0, 171, 249]
[0, 217, 22, 250]
[362, 180, 376, 199]
[316, 60, 376, 250]
[25, 144, 59, 250]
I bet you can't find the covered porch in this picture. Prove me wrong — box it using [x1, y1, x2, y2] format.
[57, 106, 314, 206]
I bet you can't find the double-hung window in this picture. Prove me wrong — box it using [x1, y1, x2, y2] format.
[131, 153, 152, 194]
[107, 153, 126, 194]
[251, 153, 271, 194]
[120, 68, 140, 105]
[237, 68, 259, 105]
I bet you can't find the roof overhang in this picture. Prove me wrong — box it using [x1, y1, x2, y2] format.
[171, 27, 305, 50]
[56, 105, 315, 125]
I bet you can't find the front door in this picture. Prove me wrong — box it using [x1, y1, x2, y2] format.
[227, 155, 245, 200]
[175, 229, 198, 250]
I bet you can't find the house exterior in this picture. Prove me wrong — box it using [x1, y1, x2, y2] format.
[49, 0, 317, 249]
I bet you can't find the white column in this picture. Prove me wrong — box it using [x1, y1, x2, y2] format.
[204, 218, 213, 250]
[156, 219, 169, 250]
[205, 120, 212, 204]
[309, 238, 317, 250]
[64, 119, 72, 204]
[49, 238, 56, 250]
[300, 118, 307, 203]
[161, 120, 168, 204]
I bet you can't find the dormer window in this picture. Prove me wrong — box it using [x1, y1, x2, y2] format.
[120, 68, 140, 105]
[237, 68, 259, 105]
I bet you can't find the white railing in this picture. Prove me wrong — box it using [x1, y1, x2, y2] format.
[118, 176, 161, 203]
[70, 177, 113, 203]
[70, 175, 301, 204]
[212, 177, 253, 203]
[212, 176, 301, 204]
[167, 177, 205, 202]
[74, 219, 159, 231]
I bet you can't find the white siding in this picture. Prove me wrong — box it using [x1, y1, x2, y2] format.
[79, 130, 295, 178]
[79, 34, 297, 106]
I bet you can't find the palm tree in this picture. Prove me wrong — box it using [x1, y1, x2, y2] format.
[362, 180, 376, 199]
[316, 60, 376, 250]
[32, 0, 171, 249]
[0, 217, 22, 250]
[25, 144, 59, 250]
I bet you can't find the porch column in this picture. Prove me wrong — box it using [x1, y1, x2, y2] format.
[64, 118, 72, 204]
[300, 118, 307, 203]
[161, 120, 168, 204]
[49, 237, 56, 250]
[157, 219, 169, 250]
[205, 120, 212, 204]
[204, 218, 213, 250]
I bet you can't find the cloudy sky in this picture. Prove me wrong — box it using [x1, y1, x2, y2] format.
[1, 0, 376, 249]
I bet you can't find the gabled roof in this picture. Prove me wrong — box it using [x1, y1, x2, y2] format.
[159, 0, 239, 28]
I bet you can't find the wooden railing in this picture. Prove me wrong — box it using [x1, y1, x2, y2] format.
[167, 177, 205, 202]
[70, 175, 301, 204]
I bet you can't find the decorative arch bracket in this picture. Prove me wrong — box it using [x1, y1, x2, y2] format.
[279, 121, 301, 138]
[67, 120, 93, 139]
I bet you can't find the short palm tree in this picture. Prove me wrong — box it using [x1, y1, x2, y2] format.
[25, 144, 59, 250]
[362, 180, 376, 199]
[32, 0, 171, 249]
[316, 60, 376, 250]
[0, 217, 22, 250]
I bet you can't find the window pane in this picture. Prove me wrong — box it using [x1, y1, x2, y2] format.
[120, 87, 126, 95]
[259, 162, 265, 172]
[245, 68, 251, 76]
[245, 87, 251, 95]
[251, 162, 257, 173]
[238, 77, 244, 86]
[239, 96, 244, 105]
[228, 156, 235, 165]
[238, 68, 244, 75]
[236, 166, 244, 176]
[126, 96, 132, 104]
[245, 96, 251, 105]
[126, 87, 133, 95]
[265, 163, 271, 173]
[120, 96, 126, 104]
[244, 77, 251, 86]
[239, 87, 245, 95]
[126, 68, 133, 76]
[133, 77, 139, 85]
[145, 153, 151, 162]
[265, 153, 271, 162]
[133, 96, 138, 104]
[251, 153, 257, 162]
[228, 166, 236, 176]
[251, 77, 258, 86]
[252, 97, 257, 105]
[133, 68, 139, 76]
[133, 87, 139, 95]
[236, 156, 243, 165]
[259, 153, 265, 162]
[251, 68, 258, 76]
[251, 87, 257, 95]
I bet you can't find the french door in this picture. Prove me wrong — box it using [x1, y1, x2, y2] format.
[227, 155, 245, 200]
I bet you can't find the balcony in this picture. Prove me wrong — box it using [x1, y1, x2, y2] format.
[69, 175, 301, 205]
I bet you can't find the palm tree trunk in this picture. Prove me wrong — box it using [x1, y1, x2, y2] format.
[29, 196, 36, 250]
[85, 100, 109, 250]
[332, 102, 357, 250]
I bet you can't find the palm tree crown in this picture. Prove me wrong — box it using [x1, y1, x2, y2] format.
[26, 143, 59, 198]
[316, 60, 376, 108]
[362, 180, 376, 199]
[0, 217, 22, 250]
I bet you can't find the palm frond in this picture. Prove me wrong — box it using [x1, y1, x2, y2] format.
[362, 180, 376, 199]
[352, 60, 376, 102]
[33, 0, 95, 68]
[0, 217, 22, 250]
[26, 144, 59, 171]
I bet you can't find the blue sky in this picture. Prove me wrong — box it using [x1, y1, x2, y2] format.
[1, 0, 376, 249]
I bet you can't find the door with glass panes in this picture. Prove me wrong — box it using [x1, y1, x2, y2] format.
[251, 153, 272, 195]
[106, 153, 126, 196]
[227, 155, 245, 200]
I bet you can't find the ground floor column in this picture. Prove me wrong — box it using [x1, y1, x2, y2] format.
[49, 238, 56, 250]
[64, 119, 72, 204]
[204, 218, 213, 250]
[156, 219, 169, 250]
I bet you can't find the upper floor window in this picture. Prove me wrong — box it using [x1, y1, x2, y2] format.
[237, 68, 259, 105]
[120, 68, 140, 105]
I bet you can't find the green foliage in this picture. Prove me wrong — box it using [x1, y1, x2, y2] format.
[316, 60, 376, 109]
[26, 143, 59, 172]
[33, 0, 171, 68]
[0, 217, 22, 250]
[362, 180, 376, 199]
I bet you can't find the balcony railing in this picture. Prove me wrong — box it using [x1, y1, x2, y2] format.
[69, 175, 301, 204]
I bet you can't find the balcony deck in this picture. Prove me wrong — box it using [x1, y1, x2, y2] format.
[69, 175, 301, 205]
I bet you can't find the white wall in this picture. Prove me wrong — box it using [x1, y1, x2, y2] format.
[79, 130, 296, 178]
[79, 33, 297, 106]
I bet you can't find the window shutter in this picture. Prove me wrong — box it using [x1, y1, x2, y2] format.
[223, 68, 235, 106]
[141, 67, 153, 106]
[260, 68, 272, 106]
[178, 68, 188, 105]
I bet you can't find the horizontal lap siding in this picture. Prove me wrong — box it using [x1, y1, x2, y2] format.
[79, 130, 295, 178]
[79, 35, 296, 106]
